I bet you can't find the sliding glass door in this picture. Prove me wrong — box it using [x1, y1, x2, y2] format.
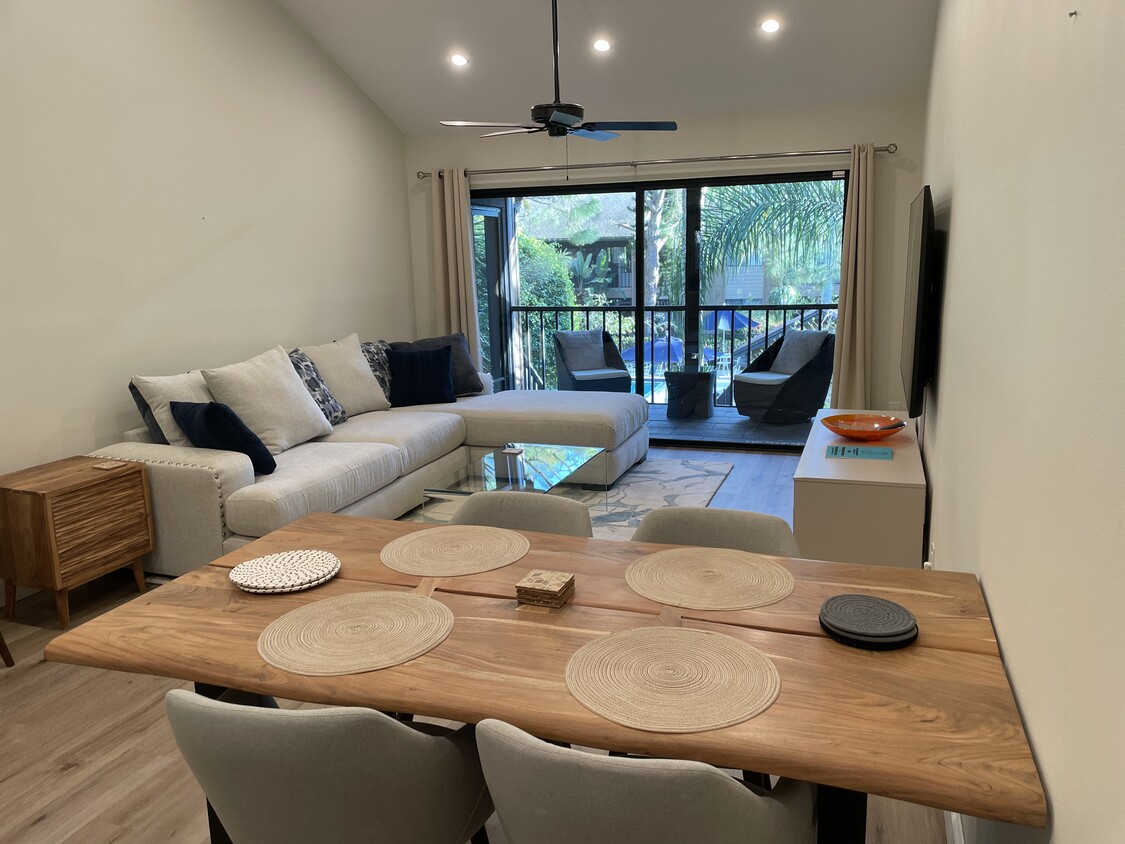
[471, 173, 845, 412]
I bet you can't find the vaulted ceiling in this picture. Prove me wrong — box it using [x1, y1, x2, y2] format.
[275, 0, 939, 136]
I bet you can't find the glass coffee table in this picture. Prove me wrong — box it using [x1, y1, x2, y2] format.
[424, 442, 605, 505]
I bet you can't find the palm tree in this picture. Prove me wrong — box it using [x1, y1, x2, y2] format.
[699, 179, 845, 304]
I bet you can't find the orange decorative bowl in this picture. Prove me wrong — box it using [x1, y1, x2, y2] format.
[821, 414, 907, 441]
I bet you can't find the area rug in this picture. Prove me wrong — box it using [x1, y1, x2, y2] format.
[400, 459, 733, 540]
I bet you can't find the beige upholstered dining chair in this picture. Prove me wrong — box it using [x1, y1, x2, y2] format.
[164, 690, 493, 844]
[477, 719, 816, 844]
[450, 491, 593, 537]
[632, 507, 800, 557]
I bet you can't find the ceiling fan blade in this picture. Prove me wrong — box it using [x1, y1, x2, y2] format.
[550, 110, 583, 127]
[440, 120, 539, 129]
[480, 127, 546, 138]
[569, 127, 619, 142]
[580, 121, 678, 132]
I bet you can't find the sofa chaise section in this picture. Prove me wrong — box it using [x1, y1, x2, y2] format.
[391, 391, 650, 487]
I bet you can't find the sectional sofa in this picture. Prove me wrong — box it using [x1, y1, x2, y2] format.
[93, 334, 649, 577]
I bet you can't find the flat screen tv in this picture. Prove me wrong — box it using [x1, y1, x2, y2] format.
[900, 185, 942, 419]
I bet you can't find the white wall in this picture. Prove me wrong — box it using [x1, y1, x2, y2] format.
[922, 3, 1125, 842]
[405, 96, 925, 409]
[0, 0, 412, 474]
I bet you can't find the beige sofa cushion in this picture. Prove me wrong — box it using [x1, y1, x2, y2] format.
[130, 371, 214, 448]
[202, 346, 332, 455]
[301, 333, 390, 415]
[391, 391, 648, 451]
[225, 442, 402, 537]
[319, 411, 465, 475]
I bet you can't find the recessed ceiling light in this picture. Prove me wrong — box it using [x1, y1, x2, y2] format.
[593, 39, 611, 52]
[760, 19, 781, 34]
[450, 53, 469, 67]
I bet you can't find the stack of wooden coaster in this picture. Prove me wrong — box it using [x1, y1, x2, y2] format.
[516, 570, 575, 608]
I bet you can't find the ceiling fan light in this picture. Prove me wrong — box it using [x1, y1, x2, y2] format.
[760, 19, 781, 34]
[450, 53, 469, 67]
[593, 39, 611, 52]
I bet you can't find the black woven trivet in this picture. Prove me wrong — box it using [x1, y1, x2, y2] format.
[819, 594, 918, 650]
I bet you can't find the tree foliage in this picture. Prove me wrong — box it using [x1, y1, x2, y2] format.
[700, 180, 845, 303]
[516, 232, 577, 307]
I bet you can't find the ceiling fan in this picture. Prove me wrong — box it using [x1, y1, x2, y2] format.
[440, 0, 678, 141]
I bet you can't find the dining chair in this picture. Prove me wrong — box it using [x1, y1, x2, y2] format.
[450, 491, 593, 537]
[477, 719, 816, 844]
[632, 507, 800, 557]
[164, 689, 493, 844]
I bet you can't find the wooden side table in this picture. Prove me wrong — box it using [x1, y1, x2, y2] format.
[0, 456, 154, 628]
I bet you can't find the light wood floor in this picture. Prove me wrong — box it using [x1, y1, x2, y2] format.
[0, 447, 947, 844]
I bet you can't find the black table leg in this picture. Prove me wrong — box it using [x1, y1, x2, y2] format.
[817, 785, 867, 844]
[191, 682, 277, 843]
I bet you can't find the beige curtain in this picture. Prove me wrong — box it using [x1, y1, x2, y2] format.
[831, 143, 875, 409]
[430, 167, 482, 366]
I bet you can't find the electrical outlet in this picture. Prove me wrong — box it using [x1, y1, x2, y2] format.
[928, 540, 937, 568]
[889, 401, 903, 411]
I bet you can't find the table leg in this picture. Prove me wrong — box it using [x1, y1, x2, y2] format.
[206, 802, 234, 844]
[817, 785, 867, 844]
[0, 629, 14, 667]
[5, 581, 16, 619]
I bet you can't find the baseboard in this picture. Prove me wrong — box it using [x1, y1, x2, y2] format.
[945, 812, 966, 844]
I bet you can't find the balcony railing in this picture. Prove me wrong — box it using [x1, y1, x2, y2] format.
[508, 304, 838, 406]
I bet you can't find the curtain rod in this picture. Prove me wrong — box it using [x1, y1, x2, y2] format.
[416, 143, 896, 180]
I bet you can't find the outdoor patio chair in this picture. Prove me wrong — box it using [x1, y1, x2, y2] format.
[734, 330, 835, 424]
[553, 330, 632, 392]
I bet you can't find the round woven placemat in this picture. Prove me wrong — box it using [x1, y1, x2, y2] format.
[565, 627, 780, 733]
[257, 592, 454, 676]
[625, 547, 795, 610]
[380, 526, 530, 577]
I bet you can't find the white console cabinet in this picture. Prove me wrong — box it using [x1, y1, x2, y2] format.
[793, 409, 927, 568]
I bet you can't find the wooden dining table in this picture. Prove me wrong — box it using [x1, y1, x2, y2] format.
[45, 513, 1048, 842]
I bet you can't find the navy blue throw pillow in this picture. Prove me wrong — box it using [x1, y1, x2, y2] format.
[170, 401, 277, 475]
[387, 346, 456, 407]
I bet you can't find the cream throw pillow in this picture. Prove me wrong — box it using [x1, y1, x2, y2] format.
[300, 333, 390, 415]
[131, 371, 215, 448]
[201, 346, 332, 454]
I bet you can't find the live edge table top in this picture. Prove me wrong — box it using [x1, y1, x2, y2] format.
[45, 513, 1047, 828]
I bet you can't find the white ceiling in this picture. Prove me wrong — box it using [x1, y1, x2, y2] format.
[275, 0, 939, 136]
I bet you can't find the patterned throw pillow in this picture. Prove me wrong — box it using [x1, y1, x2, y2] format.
[288, 350, 347, 425]
[360, 340, 393, 397]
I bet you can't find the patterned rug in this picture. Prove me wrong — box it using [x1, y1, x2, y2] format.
[400, 459, 733, 540]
